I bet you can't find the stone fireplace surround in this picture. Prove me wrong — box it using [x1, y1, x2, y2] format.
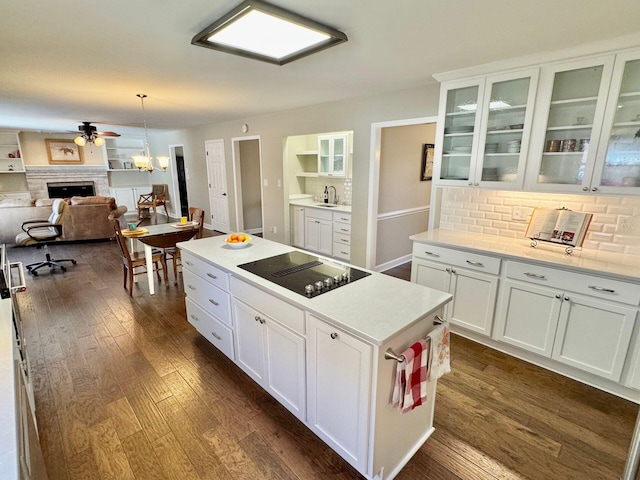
[25, 167, 110, 199]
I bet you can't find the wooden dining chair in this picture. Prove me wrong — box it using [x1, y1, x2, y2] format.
[112, 221, 168, 296]
[163, 207, 205, 284]
[142, 228, 198, 285]
[137, 184, 168, 219]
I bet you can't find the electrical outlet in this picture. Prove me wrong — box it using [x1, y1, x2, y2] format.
[513, 206, 533, 221]
[617, 216, 633, 232]
[269, 226, 277, 234]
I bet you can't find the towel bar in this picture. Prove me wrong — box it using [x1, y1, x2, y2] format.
[384, 315, 443, 363]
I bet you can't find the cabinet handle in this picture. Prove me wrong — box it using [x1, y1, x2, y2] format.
[450, 268, 456, 274]
[524, 272, 546, 280]
[591, 187, 598, 192]
[259, 318, 265, 324]
[423, 251, 440, 257]
[474, 182, 479, 186]
[209, 299, 219, 306]
[588, 285, 615, 293]
[434, 315, 444, 325]
[555, 294, 561, 299]
[254, 315, 260, 321]
[465, 260, 484, 267]
[190, 314, 199, 321]
[341, 228, 349, 232]
[185, 261, 194, 266]
[211, 332, 222, 340]
[187, 284, 196, 290]
[582, 187, 589, 191]
[564, 296, 570, 301]
[468, 182, 473, 186]
[254, 315, 265, 324]
[207, 272, 217, 279]
[341, 239, 349, 243]
[340, 251, 349, 255]
[330, 332, 338, 339]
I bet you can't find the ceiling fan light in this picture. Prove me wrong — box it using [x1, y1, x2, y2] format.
[93, 137, 105, 147]
[74, 136, 87, 146]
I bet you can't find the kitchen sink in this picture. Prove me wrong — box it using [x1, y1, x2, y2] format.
[314, 203, 340, 208]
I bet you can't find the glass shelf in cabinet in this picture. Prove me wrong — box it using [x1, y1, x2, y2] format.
[546, 125, 593, 131]
[445, 110, 477, 117]
[550, 96, 598, 106]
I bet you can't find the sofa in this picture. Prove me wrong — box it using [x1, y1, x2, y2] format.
[0, 196, 118, 245]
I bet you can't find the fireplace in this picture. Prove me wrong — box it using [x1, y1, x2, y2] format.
[47, 181, 95, 198]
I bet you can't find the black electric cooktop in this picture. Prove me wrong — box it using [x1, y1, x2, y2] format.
[238, 251, 370, 298]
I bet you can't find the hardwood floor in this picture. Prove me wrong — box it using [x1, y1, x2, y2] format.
[9, 242, 637, 480]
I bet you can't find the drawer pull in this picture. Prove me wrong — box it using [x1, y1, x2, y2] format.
[340, 251, 349, 255]
[524, 272, 546, 280]
[207, 273, 217, 279]
[190, 314, 199, 321]
[341, 228, 349, 232]
[187, 284, 196, 290]
[423, 251, 440, 257]
[211, 332, 222, 340]
[185, 261, 194, 266]
[588, 285, 615, 293]
[465, 260, 484, 267]
[341, 238, 349, 243]
[209, 299, 219, 306]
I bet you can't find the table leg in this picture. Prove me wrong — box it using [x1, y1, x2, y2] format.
[622, 406, 640, 480]
[144, 243, 155, 295]
[129, 238, 139, 283]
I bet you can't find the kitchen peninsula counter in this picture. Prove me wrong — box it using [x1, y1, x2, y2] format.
[179, 235, 450, 344]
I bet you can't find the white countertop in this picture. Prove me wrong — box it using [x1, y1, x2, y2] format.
[0, 299, 18, 479]
[179, 236, 451, 345]
[289, 198, 352, 214]
[410, 229, 640, 282]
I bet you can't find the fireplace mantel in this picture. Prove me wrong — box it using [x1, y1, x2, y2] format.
[25, 166, 110, 199]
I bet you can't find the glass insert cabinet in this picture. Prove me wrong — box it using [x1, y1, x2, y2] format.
[434, 69, 538, 188]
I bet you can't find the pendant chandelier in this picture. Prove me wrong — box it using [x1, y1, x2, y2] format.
[131, 94, 170, 172]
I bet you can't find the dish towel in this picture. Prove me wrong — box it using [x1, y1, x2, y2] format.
[428, 322, 451, 381]
[391, 340, 429, 413]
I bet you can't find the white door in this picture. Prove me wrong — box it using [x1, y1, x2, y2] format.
[206, 139, 229, 232]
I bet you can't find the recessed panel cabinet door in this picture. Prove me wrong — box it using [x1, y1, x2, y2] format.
[448, 268, 498, 336]
[552, 294, 637, 381]
[307, 315, 371, 473]
[233, 300, 266, 384]
[494, 279, 561, 357]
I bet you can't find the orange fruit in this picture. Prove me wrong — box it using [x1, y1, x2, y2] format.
[238, 234, 247, 242]
[230, 233, 239, 240]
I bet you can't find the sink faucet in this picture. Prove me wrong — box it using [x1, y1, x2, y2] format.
[327, 186, 337, 205]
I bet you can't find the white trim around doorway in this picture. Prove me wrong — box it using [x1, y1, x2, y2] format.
[231, 135, 264, 234]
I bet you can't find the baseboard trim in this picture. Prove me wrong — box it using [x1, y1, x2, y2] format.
[374, 254, 412, 273]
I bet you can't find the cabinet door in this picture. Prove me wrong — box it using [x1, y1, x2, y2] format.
[552, 294, 637, 381]
[307, 315, 371, 472]
[433, 78, 485, 185]
[305, 217, 332, 255]
[592, 51, 640, 194]
[448, 267, 498, 336]
[330, 134, 348, 177]
[291, 206, 305, 247]
[526, 56, 615, 192]
[264, 319, 306, 421]
[111, 188, 136, 211]
[232, 300, 266, 384]
[494, 279, 561, 357]
[474, 69, 538, 189]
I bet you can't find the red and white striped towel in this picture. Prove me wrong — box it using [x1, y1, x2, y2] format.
[391, 340, 429, 413]
[428, 322, 451, 381]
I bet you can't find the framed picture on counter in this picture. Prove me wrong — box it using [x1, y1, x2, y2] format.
[421, 143, 434, 181]
[45, 139, 84, 164]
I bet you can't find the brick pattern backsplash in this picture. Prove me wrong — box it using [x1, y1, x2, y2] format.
[305, 177, 352, 205]
[439, 187, 640, 256]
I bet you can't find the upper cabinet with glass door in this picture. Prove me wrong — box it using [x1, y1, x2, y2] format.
[318, 133, 348, 177]
[526, 56, 614, 192]
[433, 71, 538, 188]
[592, 51, 640, 194]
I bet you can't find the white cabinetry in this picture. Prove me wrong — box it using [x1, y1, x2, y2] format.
[231, 277, 306, 420]
[332, 211, 351, 260]
[105, 137, 145, 171]
[411, 243, 500, 336]
[110, 186, 149, 212]
[305, 207, 333, 255]
[307, 314, 371, 472]
[494, 261, 638, 381]
[318, 134, 348, 177]
[433, 69, 538, 188]
[291, 206, 305, 247]
[0, 132, 24, 173]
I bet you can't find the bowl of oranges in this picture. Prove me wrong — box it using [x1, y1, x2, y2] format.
[224, 233, 251, 248]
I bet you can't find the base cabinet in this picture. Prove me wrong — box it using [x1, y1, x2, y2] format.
[291, 206, 305, 248]
[307, 315, 371, 472]
[305, 213, 333, 255]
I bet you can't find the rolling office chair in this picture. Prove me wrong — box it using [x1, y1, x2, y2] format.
[15, 198, 77, 276]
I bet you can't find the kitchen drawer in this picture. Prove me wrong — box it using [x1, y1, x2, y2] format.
[411, 243, 501, 275]
[333, 242, 351, 260]
[186, 298, 234, 360]
[333, 232, 351, 246]
[333, 212, 351, 224]
[333, 222, 351, 235]
[230, 276, 305, 334]
[184, 269, 232, 326]
[505, 261, 640, 305]
[305, 207, 333, 221]
[181, 251, 230, 291]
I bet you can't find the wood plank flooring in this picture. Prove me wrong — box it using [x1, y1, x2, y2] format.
[8, 240, 638, 480]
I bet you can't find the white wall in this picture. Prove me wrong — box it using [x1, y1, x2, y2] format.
[154, 83, 441, 266]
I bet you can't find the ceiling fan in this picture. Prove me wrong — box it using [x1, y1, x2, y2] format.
[72, 122, 120, 147]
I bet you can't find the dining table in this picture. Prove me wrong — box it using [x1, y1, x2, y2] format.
[122, 222, 199, 295]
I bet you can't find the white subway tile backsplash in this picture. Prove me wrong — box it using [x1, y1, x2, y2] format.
[439, 187, 640, 259]
[468, 225, 483, 233]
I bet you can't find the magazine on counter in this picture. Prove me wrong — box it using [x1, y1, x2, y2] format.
[525, 208, 593, 247]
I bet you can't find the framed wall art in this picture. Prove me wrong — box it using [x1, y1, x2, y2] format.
[45, 139, 84, 164]
[421, 143, 434, 181]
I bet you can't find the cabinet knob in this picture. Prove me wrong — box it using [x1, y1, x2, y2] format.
[591, 187, 598, 192]
[564, 296, 570, 301]
[468, 182, 473, 186]
[451, 268, 456, 274]
[555, 294, 561, 299]
[254, 315, 260, 321]
[474, 182, 479, 186]
[582, 187, 589, 191]
[330, 332, 338, 340]
[259, 318, 266, 324]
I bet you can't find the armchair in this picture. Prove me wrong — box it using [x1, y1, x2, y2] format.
[14, 198, 77, 275]
[137, 184, 168, 219]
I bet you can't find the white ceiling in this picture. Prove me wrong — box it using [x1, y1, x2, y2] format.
[2, 0, 640, 135]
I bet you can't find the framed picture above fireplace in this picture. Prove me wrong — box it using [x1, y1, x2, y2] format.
[45, 139, 84, 164]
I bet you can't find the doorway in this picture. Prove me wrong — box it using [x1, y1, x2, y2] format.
[232, 136, 263, 235]
[171, 145, 189, 217]
[205, 139, 230, 232]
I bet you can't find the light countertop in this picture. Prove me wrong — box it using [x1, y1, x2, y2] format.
[410, 229, 640, 282]
[289, 198, 352, 213]
[179, 236, 451, 345]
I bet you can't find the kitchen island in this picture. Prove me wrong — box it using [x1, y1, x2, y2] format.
[178, 235, 451, 480]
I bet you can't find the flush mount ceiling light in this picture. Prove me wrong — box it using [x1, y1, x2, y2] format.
[191, 0, 347, 65]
